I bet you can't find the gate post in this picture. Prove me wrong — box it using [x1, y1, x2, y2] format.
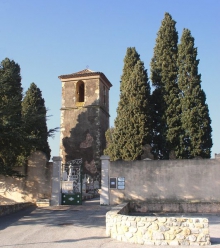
[100, 155, 110, 205]
[51, 156, 62, 206]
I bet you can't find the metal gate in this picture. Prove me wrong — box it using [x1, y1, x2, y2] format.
[61, 158, 82, 205]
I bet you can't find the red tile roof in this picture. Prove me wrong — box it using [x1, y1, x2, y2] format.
[58, 69, 112, 87]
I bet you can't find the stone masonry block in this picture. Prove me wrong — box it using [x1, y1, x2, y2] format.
[164, 232, 176, 240]
[169, 240, 179, 246]
[125, 221, 131, 227]
[181, 228, 191, 236]
[176, 234, 185, 240]
[160, 225, 170, 232]
[149, 223, 159, 231]
[147, 217, 157, 222]
[158, 217, 167, 223]
[152, 231, 165, 240]
[129, 227, 138, 233]
[145, 222, 152, 228]
[195, 223, 204, 228]
[187, 235, 197, 242]
[125, 232, 133, 239]
[137, 222, 145, 227]
[130, 221, 137, 227]
[127, 216, 136, 221]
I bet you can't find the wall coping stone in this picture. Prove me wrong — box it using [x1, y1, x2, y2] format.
[0, 202, 34, 216]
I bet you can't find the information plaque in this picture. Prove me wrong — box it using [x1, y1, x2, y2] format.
[110, 178, 117, 189]
[117, 177, 125, 189]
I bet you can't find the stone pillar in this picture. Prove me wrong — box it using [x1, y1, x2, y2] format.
[215, 153, 220, 160]
[51, 156, 62, 206]
[100, 155, 110, 205]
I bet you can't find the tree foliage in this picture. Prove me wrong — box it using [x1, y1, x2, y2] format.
[150, 12, 181, 159]
[20, 83, 51, 162]
[177, 29, 212, 158]
[104, 127, 117, 161]
[120, 47, 141, 93]
[105, 48, 152, 160]
[0, 58, 23, 175]
[0, 58, 57, 176]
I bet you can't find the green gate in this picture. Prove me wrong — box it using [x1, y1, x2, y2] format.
[61, 158, 82, 205]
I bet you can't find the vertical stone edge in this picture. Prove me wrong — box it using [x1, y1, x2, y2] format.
[50, 156, 62, 206]
[100, 155, 110, 206]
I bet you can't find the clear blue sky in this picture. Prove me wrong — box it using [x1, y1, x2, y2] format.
[0, 0, 219, 159]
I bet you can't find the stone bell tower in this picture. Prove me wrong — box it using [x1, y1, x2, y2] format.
[58, 69, 112, 181]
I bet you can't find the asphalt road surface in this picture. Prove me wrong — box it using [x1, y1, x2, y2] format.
[0, 198, 220, 248]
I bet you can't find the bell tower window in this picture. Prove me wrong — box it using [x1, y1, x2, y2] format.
[76, 81, 85, 102]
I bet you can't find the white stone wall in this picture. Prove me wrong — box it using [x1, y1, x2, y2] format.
[106, 203, 211, 246]
[109, 158, 220, 205]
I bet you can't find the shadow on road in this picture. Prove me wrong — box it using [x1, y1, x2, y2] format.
[0, 205, 37, 231]
[0, 198, 111, 230]
[0, 198, 220, 246]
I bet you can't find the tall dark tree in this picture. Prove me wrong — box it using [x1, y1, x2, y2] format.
[105, 48, 152, 160]
[104, 127, 117, 161]
[21, 83, 51, 161]
[104, 47, 140, 160]
[150, 12, 181, 159]
[120, 47, 141, 93]
[0, 58, 23, 175]
[177, 29, 212, 158]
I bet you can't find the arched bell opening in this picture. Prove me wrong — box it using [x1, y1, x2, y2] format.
[76, 81, 85, 102]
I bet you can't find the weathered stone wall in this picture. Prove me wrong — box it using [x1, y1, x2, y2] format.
[109, 157, 220, 205]
[60, 74, 111, 184]
[106, 203, 211, 246]
[0, 151, 52, 203]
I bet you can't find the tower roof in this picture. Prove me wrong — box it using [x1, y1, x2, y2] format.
[58, 69, 112, 87]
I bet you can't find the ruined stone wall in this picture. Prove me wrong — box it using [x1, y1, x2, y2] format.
[106, 203, 211, 246]
[109, 158, 220, 205]
[0, 151, 52, 203]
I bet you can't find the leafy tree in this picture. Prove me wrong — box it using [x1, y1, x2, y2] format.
[105, 48, 152, 160]
[21, 83, 51, 161]
[150, 12, 181, 159]
[177, 29, 212, 158]
[0, 58, 23, 176]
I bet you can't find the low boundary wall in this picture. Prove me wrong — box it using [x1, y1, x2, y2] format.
[0, 151, 52, 203]
[0, 202, 34, 216]
[108, 157, 220, 205]
[106, 203, 211, 246]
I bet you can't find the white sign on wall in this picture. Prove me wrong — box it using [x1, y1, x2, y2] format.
[117, 177, 125, 189]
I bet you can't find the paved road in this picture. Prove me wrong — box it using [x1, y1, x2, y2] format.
[0, 198, 220, 248]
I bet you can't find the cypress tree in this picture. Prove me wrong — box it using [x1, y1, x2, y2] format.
[0, 58, 23, 175]
[104, 47, 140, 160]
[21, 83, 51, 160]
[178, 29, 212, 158]
[150, 12, 181, 159]
[120, 47, 140, 92]
[105, 48, 152, 161]
[104, 127, 117, 161]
